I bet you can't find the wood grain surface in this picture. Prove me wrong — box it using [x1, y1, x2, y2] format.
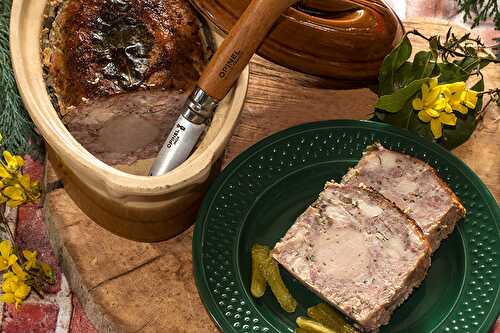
[43, 19, 499, 333]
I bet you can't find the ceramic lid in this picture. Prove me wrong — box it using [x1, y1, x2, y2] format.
[189, 0, 404, 79]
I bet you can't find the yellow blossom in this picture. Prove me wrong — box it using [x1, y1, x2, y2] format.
[464, 90, 478, 109]
[0, 273, 31, 307]
[40, 262, 54, 281]
[2, 151, 24, 173]
[0, 165, 11, 179]
[3, 184, 27, 207]
[412, 80, 479, 139]
[11, 262, 28, 281]
[418, 111, 457, 139]
[30, 181, 42, 200]
[0, 241, 18, 271]
[22, 250, 38, 271]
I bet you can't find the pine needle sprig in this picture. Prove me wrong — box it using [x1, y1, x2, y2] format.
[456, 0, 500, 30]
[0, 1, 41, 157]
[455, 0, 500, 59]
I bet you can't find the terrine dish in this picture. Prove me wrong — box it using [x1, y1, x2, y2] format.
[10, 0, 249, 241]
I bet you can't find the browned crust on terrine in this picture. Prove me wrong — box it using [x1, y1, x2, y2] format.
[424, 167, 466, 249]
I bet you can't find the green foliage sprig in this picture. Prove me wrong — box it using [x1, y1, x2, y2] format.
[0, 0, 40, 156]
[456, 0, 499, 29]
[455, 0, 500, 59]
[375, 29, 499, 149]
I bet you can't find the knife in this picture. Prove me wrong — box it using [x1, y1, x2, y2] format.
[149, 0, 300, 176]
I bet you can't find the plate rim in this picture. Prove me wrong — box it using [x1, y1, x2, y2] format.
[192, 119, 500, 333]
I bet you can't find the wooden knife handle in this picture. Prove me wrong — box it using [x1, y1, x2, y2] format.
[198, 0, 299, 101]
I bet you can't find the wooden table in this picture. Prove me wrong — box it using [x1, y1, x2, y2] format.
[43, 19, 499, 333]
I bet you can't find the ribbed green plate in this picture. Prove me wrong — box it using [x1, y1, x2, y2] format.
[193, 120, 500, 333]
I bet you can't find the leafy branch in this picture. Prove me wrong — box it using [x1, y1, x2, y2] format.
[455, 0, 500, 30]
[375, 29, 499, 149]
[0, 0, 41, 157]
[454, 0, 500, 59]
[407, 29, 499, 65]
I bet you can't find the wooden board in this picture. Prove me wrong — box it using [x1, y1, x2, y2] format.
[43, 19, 499, 333]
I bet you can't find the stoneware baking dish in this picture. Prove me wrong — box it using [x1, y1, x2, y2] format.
[9, 0, 249, 242]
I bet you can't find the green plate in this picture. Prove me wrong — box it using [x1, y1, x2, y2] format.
[193, 120, 500, 333]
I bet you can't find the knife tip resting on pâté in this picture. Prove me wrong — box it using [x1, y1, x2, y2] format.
[250, 144, 465, 332]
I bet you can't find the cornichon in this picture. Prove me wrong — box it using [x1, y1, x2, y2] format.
[294, 328, 310, 333]
[252, 244, 297, 313]
[250, 244, 268, 297]
[307, 304, 358, 333]
[296, 316, 338, 333]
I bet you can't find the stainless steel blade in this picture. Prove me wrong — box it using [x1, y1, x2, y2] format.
[148, 114, 206, 176]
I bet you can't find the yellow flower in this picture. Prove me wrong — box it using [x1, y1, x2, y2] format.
[418, 110, 457, 139]
[3, 184, 27, 207]
[0, 165, 12, 179]
[11, 262, 28, 281]
[444, 81, 466, 93]
[412, 80, 479, 139]
[2, 151, 24, 173]
[30, 180, 42, 200]
[412, 78, 441, 113]
[40, 262, 54, 281]
[448, 90, 468, 114]
[464, 90, 478, 109]
[22, 250, 38, 271]
[0, 273, 31, 308]
[0, 240, 18, 271]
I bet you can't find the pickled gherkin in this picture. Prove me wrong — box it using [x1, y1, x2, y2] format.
[294, 328, 309, 333]
[250, 243, 297, 313]
[250, 244, 268, 297]
[259, 253, 297, 312]
[296, 316, 338, 333]
[307, 304, 358, 333]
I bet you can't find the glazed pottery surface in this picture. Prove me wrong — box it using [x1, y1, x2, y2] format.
[189, 0, 404, 79]
[10, 0, 249, 241]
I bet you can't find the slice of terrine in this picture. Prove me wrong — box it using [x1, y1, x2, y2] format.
[342, 144, 465, 251]
[272, 183, 431, 332]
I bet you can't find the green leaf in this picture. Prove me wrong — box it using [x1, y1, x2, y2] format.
[411, 51, 436, 80]
[378, 35, 412, 95]
[453, 57, 491, 74]
[375, 78, 429, 113]
[392, 62, 414, 90]
[437, 63, 469, 83]
[375, 102, 435, 141]
[0, 0, 41, 157]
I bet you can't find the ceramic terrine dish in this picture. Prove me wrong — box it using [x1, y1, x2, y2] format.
[10, 0, 249, 242]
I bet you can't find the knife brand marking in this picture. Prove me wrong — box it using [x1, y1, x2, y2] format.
[166, 124, 186, 148]
[219, 50, 241, 78]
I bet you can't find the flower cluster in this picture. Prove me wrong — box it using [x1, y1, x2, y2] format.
[412, 78, 478, 139]
[0, 240, 54, 307]
[0, 151, 41, 207]
[0, 134, 53, 308]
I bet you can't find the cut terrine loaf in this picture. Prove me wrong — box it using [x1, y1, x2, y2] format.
[342, 144, 466, 251]
[272, 183, 431, 332]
